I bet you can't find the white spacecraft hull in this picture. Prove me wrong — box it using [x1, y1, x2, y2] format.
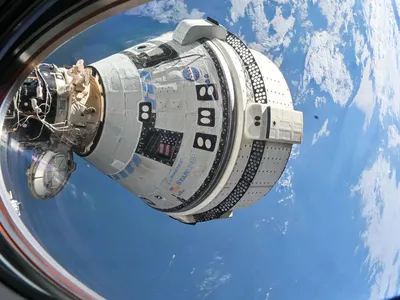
[83, 19, 303, 224]
[10, 18, 303, 225]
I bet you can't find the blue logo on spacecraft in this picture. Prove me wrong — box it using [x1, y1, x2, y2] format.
[140, 71, 157, 109]
[110, 154, 141, 181]
[169, 154, 197, 193]
[182, 66, 200, 81]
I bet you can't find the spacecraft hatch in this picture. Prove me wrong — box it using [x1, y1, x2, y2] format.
[5, 17, 303, 225]
[26, 149, 76, 200]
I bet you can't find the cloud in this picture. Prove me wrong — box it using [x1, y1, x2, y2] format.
[168, 254, 176, 267]
[314, 96, 326, 108]
[226, 0, 301, 53]
[245, 1, 296, 52]
[277, 166, 293, 194]
[275, 144, 300, 205]
[228, 0, 252, 23]
[81, 191, 96, 210]
[125, 0, 205, 24]
[68, 182, 77, 198]
[351, 154, 400, 300]
[312, 119, 330, 145]
[254, 218, 266, 229]
[388, 125, 400, 149]
[270, 6, 296, 48]
[248, 42, 265, 52]
[301, 31, 353, 106]
[290, 144, 300, 160]
[276, 166, 295, 206]
[352, 60, 374, 131]
[353, 28, 366, 65]
[281, 220, 289, 235]
[352, 0, 400, 128]
[318, 0, 355, 33]
[197, 253, 231, 299]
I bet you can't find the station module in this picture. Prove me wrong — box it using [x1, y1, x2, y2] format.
[4, 18, 303, 225]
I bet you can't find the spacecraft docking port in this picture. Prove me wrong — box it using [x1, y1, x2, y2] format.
[5, 18, 303, 225]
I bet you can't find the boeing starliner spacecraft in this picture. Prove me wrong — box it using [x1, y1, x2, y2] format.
[5, 18, 303, 225]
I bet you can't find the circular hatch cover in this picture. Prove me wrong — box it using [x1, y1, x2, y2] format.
[26, 150, 76, 200]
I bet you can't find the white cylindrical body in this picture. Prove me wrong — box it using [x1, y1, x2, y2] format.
[83, 19, 303, 224]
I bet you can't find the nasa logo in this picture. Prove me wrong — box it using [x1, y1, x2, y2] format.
[182, 66, 200, 81]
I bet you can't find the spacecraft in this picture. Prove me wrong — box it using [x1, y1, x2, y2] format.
[4, 18, 303, 225]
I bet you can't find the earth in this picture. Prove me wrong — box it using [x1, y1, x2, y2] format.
[4, 0, 400, 299]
